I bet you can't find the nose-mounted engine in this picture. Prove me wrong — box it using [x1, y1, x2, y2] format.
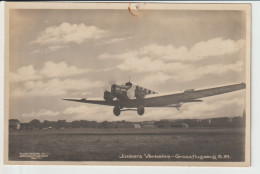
[111, 83, 132, 101]
[103, 82, 133, 101]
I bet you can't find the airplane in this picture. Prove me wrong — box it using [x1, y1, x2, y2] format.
[63, 81, 246, 116]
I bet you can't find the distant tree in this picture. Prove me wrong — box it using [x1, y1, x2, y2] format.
[56, 120, 67, 128]
[71, 121, 81, 128]
[43, 120, 52, 128]
[80, 120, 88, 128]
[100, 121, 108, 128]
[30, 119, 41, 129]
[86, 121, 98, 128]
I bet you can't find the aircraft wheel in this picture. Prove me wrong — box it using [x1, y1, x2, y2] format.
[137, 106, 145, 116]
[113, 106, 120, 116]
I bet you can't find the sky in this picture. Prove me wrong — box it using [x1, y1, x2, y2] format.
[9, 9, 247, 122]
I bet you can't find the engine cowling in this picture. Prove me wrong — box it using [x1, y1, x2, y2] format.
[111, 84, 129, 100]
[103, 91, 114, 101]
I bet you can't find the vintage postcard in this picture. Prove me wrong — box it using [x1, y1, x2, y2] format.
[4, 2, 251, 166]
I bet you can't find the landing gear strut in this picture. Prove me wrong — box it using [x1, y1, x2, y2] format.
[137, 106, 145, 116]
[113, 106, 121, 116]
[113, 106, 145, 116]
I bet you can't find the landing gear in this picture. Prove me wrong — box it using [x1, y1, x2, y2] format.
[113, 106, 145, 116]
[137, 106, 145, 116]
[113, 106, 121, 116]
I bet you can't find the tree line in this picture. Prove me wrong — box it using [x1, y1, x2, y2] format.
[18, 116, 246, 130]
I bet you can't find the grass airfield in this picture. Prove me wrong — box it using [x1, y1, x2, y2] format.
[9, 127, 245, 162]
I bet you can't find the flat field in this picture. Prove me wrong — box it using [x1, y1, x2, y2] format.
[8, 128, 245, 161]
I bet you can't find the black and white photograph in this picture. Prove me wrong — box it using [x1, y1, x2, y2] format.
[4, 2, 251, 166]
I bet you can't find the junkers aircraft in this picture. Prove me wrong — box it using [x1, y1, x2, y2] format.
[63, 81, 246, 116]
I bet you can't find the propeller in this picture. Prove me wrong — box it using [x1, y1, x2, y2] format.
[103, 78, 116, 92]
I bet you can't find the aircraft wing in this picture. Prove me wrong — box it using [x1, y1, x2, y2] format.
[63, 83, 245, 108]
[143, 83, 246, 107]
[62, 98, 118, 106]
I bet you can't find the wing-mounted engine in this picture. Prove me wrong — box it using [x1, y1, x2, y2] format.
[103, 91, 114, 101]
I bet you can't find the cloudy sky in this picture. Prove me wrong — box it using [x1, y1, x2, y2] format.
[9, 9, 247, 122]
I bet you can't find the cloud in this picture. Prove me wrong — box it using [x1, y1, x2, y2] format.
[138, 72, 171, 87]
[140, 38, 245, 61]
[98, 51, 137, 60]
[31, 23, 131, 52]
[22, 109, 60, 118]
[39, 61, 88, 78]
[63, 105, 101, 115]
[10, 65, 41, 82]
[104, 36, 132, 44]
[10, 61, 89, 82]
[63, 105, 113, 122]
[47, 45, 69, 51]
[97, 37, 245, 84]
[11, 78, 103, 97]
[179, 90, 245, 119]
[30, 46, 69, 55]
[61, 104, 178, 122]
[116, 57, 189, 73]
[172, 60, 244, 82]
[98, 37, 245, 62]
[33, 22, 108, 45]
[115, 56, 243, 82]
